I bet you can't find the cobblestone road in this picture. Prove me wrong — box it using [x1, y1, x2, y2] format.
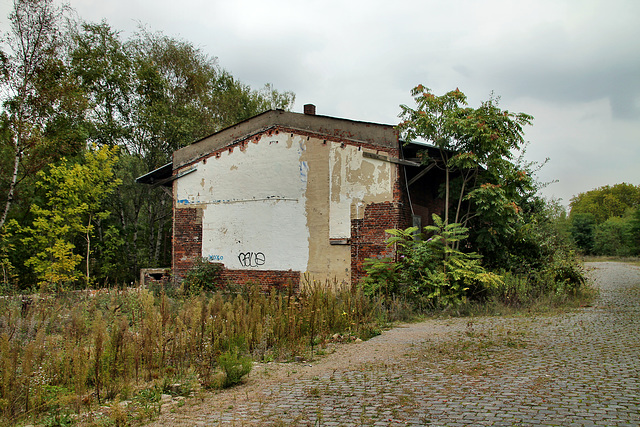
[150, 262, 640, 426]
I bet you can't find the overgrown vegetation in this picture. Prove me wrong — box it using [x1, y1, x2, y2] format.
[0, 280, 401, 425]
[362, 86, 589, 310]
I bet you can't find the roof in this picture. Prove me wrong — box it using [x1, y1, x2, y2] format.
[135, 162, 173, 186]
[173, 109, 398, 169]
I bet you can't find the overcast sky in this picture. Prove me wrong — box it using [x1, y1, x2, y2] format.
[2, 0, 639, 206]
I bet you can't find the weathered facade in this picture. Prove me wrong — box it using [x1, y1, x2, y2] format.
[138, 106, 445, 287]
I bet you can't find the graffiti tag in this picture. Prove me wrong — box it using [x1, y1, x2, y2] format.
[238, 252, 265, 268]
[207, 254, 224, 262]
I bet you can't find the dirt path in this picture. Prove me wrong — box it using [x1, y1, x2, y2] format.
[148, 262, 640, 426]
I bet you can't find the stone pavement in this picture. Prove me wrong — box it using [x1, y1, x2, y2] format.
[149, 262, 640, 426]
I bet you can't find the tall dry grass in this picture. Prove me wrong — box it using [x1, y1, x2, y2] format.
[0, 279, 403, 424]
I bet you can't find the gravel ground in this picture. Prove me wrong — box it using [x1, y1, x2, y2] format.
[147, 262, 640, 426]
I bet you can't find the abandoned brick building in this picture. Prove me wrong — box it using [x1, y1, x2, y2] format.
[137, 105, 445, 287]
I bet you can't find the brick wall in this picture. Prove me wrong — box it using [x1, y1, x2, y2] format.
[173, 207, 203, 282]
[219, 269, 300, 291]
[350, 200, 412, 283]
[172, 207, 300, 289]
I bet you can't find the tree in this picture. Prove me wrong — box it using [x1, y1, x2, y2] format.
[0, 0, 85, 231]
[570, 213, 596, 255]
[569, 183, 640, 224]
[70, 21, 134, 148]
[398, 86, 533, 228]
[593, 216, 636, 257]
[397, 86, 535, 267]
[22, 146, 120, 289]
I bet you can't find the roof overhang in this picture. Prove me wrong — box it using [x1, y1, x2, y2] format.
[135, 163, 173, 187]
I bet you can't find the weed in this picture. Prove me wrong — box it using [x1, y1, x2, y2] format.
[217, 350, 252, 388]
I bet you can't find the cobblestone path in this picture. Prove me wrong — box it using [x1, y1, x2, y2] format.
[150, 262, 640, 426]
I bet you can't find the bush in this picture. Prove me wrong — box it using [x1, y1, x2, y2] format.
[363, 215, 502, 309]
[217, 350, 253, 388]
[181, 257, 223, 294]
[593, 216, 637, 257]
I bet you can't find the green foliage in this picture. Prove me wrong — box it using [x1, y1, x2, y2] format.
[361, 257, 399, 297]
[397, 85, 533, 228]
[364, 215, 502, 309]
[22, 146, 121, 289]
[568, 183, 640, 257]
[593, 215, 637, 256]
[0, 0, 86, 232]
[181, 258, 223, 294]
[570, 213, 596, 255]
[570, 183, 640, 224]
[217, 349, 253, 388]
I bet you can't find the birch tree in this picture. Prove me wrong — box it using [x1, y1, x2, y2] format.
[0, 0, 83, 230]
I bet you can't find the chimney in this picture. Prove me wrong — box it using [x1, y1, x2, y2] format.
[304, 104, 316, 115]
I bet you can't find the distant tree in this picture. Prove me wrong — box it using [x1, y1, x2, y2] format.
[569, 183, 640, 224]
[593, 216, 636, 257]
[570, 213, 596, 254]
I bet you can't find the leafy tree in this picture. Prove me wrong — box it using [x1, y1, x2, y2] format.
[397, 86, 537, 269]
[569, 183, 640, 224]
[22, 146, 120, 289]
[70, 21, 134, 148]
[593, 216, 636, 257]
[398, 86, 533, 227]
[0, 0, 85, 231]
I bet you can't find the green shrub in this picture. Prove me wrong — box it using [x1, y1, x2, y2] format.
[181, 258, 223, 294]
[364, 215, 502, 309]
[217, 349, 252, 388]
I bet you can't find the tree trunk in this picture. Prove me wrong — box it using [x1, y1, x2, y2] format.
[86, 214, 92, 288]
[0, 148, 21, 231]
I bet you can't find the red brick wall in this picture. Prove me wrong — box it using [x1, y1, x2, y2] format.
[173, 207, 203, 282]
[219, 269, 300, 291]
[350, 200, 412, 283]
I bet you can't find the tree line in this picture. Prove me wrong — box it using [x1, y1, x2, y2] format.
[569, 183, 640, 257]
[0, 0, 294, 291]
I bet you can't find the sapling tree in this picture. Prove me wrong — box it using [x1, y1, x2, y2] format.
[397, 86, 536, 265]
[23, 146, 120, 289]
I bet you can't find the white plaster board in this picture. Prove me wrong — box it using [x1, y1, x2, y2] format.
[175, 133, 310, 271]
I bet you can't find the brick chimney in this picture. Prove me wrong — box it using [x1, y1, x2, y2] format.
[304, 104, 316, 115]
